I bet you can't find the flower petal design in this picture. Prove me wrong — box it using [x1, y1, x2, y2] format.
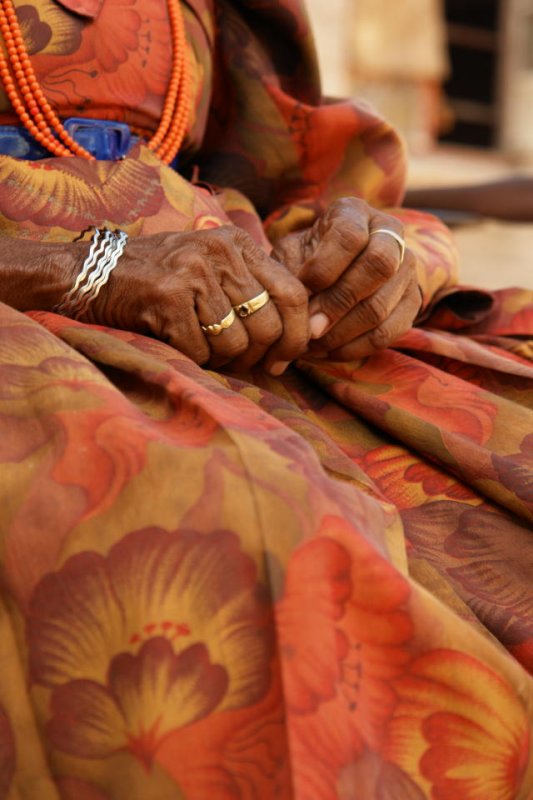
[277, 516, 413, 756]
[28, 526, 271, 713]
[384, 650, 530, 800]
[0, 156, 164, 230]
[48, 639, 227, 764]
[360, 445, 473, 511]
[276, 537, 352, 713]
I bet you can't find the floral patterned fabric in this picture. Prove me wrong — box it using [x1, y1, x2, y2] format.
[0, 0, 532, 798]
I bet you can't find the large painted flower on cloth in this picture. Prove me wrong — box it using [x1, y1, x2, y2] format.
[275, 515, 413, 796]
[35, 0, 173, 110]
[383, 650, 531, 799]
[27, 527, 272, 765]
[328, 350, 499, 448]
[359, 444, 474, 511]
[48, 639, 227, 764]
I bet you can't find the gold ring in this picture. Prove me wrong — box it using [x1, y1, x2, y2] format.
[370, 228, 406, 264]
[200, 307, 236, 336]
[233, 289, 270, 319]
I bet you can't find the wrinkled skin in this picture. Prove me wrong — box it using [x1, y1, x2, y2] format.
[1, 198, 422, 374]
[273, 198, 422, 365]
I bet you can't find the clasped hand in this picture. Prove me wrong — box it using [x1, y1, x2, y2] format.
[272, 197, 422, 363]
[84, 198, 421, 372]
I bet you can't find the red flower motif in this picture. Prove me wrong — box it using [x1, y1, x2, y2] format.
[28, 527, 272, 766]
[360, 445, 473, 510]
[384, 650, 531, 800]
[277, 517, 412, 717]
[0, 340, 220, 518]
[38, 0, 173, 109]
[275, 516, 413, 796]
[338, 351, 499, 446]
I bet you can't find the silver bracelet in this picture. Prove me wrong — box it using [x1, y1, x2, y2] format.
[56, 228, 128, 318]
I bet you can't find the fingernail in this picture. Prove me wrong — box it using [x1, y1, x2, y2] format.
[310, 312, 330, 338]
[269, 360, 290, 376]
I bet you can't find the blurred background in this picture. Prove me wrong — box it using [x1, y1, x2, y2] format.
[306, 0, 533, 288]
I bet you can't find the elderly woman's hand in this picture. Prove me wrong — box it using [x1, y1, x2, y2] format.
[272, 197, 422, 360]
[83, 226, 310, 371]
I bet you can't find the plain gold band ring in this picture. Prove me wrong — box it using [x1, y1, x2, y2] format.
[233, 288, 270, 319]
[370, 228, 406, 264]
[201, 307, 237, 336]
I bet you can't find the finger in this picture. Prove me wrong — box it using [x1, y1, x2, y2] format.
[298, 199, 370, 294]
[326, 279, 421, 361]
[134, 274, 211, 364]
[246, 248, 310, 374]
[194, 277, 249, 367]
[158, 299, 211, 364]
[309, 257, 412, 354]
[217, 247, 285, 371]
[308, 218, 406, 337]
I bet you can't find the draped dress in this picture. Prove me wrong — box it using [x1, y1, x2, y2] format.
[0, 0, 532, 797]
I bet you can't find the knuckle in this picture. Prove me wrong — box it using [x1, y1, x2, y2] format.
[221, 333, 248, 360]
[285, 332, 309, 357]
[195, 346, 211, 366]
[368, 323, 393, 351]
[323, 281, 357, 315]
[305, 262, 334, 292]
[188, 259, 211, 282]
[369, 246, 396, 280]
[335, 224, 367, 257]
[278, 280, 307, 308]
[205, 226, 240, 258]
[361, 293, 389, 327]
[253, 317, 283, 346]
[330, 196, 367, 216]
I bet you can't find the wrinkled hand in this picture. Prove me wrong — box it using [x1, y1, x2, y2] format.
[82, 226, 309, 371]
[272, 197, 422, 360]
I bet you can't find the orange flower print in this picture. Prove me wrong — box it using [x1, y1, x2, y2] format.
[28, 527, 272, 766]
[343, 352, 499, 446]
[276, 515, 413, 798]
[0, 705, 15, 800]
[384, 650, 531, 799]
[0, 346, 218, 520]
[277, 536, 353, 714]
[277, 517, 412, 720]
[360, 445, 474, 510]
[44, 0, 173, 108]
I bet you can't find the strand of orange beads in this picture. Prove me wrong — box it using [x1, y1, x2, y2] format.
[156, 5, 190, 165]
[0, 0, 93, 157]
[148, 0, 192, 163]
[0, 0, 191, 163]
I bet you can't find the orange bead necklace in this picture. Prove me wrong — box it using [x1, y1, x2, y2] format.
[0, 0, 191, 163]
